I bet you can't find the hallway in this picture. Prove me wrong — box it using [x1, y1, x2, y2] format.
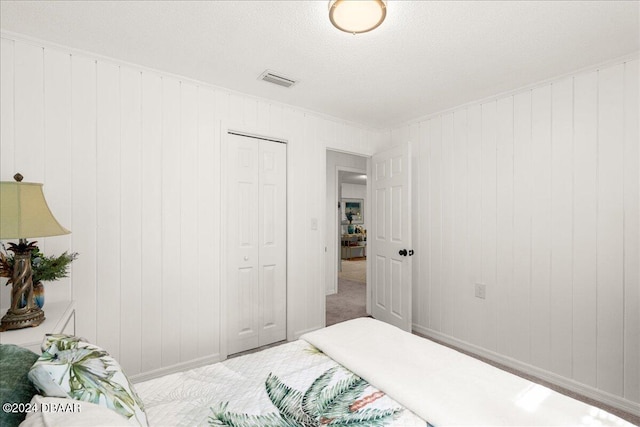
[326, 259, 367, 326]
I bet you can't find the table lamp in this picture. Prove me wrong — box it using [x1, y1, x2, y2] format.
[0, 173, 70, 331]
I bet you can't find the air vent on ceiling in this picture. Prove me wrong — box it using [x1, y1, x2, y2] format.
[258, 70, 298, 88]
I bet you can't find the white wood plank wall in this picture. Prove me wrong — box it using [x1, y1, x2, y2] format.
[403, 59, 640, 411]
[0, 35, 382, 379]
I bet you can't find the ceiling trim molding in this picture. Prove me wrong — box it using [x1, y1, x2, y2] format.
[1, 29, 637, 134]
[397, 50, 640, 129]
[0, 29, 384, 133]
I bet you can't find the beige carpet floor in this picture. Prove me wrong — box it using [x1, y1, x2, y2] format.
[338, 258, 366, 283]
[326, 258, 368, 327]
[326, 278, 367, 327]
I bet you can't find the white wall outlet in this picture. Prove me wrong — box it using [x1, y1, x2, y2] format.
[475, 283, 486, 299]
[311, 218, 318, 230]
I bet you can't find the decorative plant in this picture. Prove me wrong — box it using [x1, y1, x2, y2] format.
[0, 242, 78, 285]
[346, 211, 354, 224]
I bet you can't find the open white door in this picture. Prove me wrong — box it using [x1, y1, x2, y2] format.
[370, 142, 412, 331]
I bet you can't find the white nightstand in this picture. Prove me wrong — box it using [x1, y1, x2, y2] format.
[0, 300, 75, 353]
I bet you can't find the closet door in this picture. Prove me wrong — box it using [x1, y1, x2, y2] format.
[227, 133, 286, 355]
[258, 141, 287, 347]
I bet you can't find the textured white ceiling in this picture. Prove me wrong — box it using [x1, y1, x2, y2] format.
[1, 1, 638, 129]
[340, 171, 367, 185]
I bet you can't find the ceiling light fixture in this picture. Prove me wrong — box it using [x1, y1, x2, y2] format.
[329, 0, 387, 34]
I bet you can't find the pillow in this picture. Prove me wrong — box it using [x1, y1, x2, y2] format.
[0, 344, 40, 427]
[19, 395, 139, 427]
[28, 335, 147, 426]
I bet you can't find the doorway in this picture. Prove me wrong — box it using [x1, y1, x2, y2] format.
[325, 150, 368, 326]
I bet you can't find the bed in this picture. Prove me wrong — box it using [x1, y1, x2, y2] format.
[137, 337, 424, 427]
[4, 318, 636, 427]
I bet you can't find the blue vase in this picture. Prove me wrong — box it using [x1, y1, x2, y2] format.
[348, 224, 355, 234]
[18, 282, 44, 309]
[33, 282, 45, 308]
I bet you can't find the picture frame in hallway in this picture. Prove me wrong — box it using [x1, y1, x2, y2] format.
[342, 198, 364, 224]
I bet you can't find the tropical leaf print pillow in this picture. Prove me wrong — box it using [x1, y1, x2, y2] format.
[28, 334, 148, 426]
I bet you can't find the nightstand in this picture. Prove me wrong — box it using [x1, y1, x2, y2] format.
[0, 300, 75, 353]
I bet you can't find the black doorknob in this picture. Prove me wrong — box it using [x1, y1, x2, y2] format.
[399, 249, 407, 256]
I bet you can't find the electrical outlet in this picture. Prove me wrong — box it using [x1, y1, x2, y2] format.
[310, 218, 318, 230]
[475, 283, 486, 300]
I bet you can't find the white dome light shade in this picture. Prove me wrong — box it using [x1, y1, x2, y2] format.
[329, 0, 387, 34]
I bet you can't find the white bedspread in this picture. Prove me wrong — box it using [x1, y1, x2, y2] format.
[301, 318, 633, 427]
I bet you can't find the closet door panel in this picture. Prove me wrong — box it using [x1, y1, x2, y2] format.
[227, 134, 260, 355]
[259, 141, 287, 346]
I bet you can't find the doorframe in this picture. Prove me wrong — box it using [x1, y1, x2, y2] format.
[330, 164, 366, 295]
[324, 149, 372, 321]
[220, 121, 289, 360]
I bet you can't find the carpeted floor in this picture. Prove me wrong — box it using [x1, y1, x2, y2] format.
[338, 258, 366, 283]
[326, 278, 367, 326]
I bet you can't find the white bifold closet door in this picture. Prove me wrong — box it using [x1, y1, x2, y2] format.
[227, 133, 287, 355]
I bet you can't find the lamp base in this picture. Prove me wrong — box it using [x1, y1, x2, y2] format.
[0, 307, 45, 331]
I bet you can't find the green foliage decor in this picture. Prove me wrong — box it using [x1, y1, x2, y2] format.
[0, 243, 78, 285]
[30, 248, 78, 283]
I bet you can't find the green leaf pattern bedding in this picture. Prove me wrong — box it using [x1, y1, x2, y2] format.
[135, 341, 427, 427]
[210, 366, 400, 426]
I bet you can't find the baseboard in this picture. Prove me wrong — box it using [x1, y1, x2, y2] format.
[412, 324, 640, 417]
[129, 353, 222, 383]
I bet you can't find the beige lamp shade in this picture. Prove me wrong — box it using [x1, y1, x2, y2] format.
[0, 181, 70, 239]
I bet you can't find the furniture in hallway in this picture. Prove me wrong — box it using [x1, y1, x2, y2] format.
[340, 234, 366, 259]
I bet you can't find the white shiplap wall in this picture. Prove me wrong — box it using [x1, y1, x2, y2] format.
[0, 34, 385, 380]
[395, 59, 639, 412]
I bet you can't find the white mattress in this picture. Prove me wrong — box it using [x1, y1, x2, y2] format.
[301, 318, 635, 427]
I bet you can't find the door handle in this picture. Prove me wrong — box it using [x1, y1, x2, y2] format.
[399, 249, 407, 256]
